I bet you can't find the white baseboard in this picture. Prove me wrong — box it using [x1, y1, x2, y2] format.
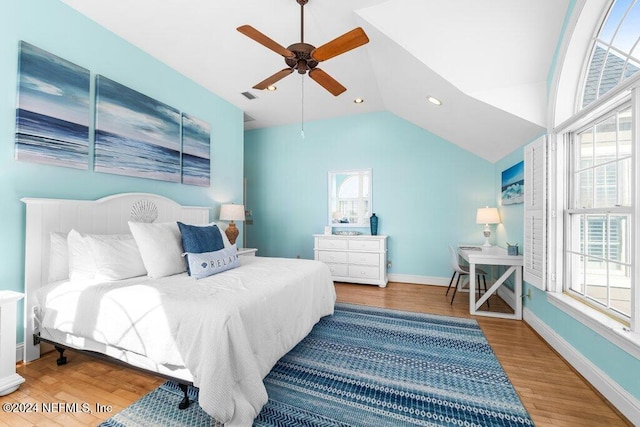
[388, 273, 450, 286]
[524, 307, 640, 425]
[16, 343, 24, 364]
[497, 286, 517, 310]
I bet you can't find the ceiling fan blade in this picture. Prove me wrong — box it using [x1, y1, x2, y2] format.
[253, 68, 294, 90]
[237, 25, 294, 58]
[308, 68, 347, 96]
[311, 27, 370, 62]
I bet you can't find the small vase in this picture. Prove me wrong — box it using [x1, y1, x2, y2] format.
[370, 213, 378, 236]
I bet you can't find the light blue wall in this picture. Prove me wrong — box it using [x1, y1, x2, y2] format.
[1, 0, 244, 343]
[244, 111, 495, 279]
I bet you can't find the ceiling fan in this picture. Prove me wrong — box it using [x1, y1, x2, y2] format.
[237, 0, 369, 96]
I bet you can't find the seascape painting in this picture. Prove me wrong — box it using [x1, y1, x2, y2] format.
[181, 113, 211, 186]
[502, 161, 524, 205]
[95, 75, 181, 182]
[15, 41, 90, 169]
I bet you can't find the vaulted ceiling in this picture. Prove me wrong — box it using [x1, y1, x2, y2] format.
[60, 0, 570, 162]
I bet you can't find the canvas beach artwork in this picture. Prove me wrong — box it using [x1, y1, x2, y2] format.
[181, 113, 211, 186]
[502, 161, 524, 205]
[15, 41, 90, 169]
[95, 75, 181, 182]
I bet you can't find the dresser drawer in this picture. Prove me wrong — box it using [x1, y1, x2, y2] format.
[348, 252, 379, 266]
[348, 265, 380, 280]
[317, 251, 348, 264]
[317, 238, 348, 250]
[348, 239, 380, 251]
[326, 263, 348, 276]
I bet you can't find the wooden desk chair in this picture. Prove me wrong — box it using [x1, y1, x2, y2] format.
[446, 246, 489, 306]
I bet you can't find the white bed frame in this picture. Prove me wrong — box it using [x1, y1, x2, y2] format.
[21, 193, 210, 363]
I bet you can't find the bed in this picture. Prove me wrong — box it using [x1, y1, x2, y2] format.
[22, 193, 336, 426]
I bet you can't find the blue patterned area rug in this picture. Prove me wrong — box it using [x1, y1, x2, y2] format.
[101, 303, 534, 426]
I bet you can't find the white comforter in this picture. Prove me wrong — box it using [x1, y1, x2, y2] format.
[36, 256, 336, 426]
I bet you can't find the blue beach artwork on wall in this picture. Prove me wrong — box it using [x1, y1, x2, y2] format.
[501, 160, 524, 205]
[181, 113, 211, 187]
[15, 41, 90, 169]
[95, 75, 181, 182]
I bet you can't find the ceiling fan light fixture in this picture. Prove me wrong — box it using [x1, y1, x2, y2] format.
[353, 98, 364, 104]
[266, 85, 277, 91]
[427, 96, 443, 106]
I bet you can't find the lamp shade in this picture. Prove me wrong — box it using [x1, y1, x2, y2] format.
[476, 207, 500, 224]
[219, 204, 245, 221]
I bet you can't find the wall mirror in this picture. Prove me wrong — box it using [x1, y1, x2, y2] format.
[328, 169, 372, 227]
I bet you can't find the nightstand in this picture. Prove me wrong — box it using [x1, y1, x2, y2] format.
[237, 248, 258, 257]
[0, 291, 25, 396]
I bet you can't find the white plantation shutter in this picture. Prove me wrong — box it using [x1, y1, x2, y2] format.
[524, 136, 547, 290]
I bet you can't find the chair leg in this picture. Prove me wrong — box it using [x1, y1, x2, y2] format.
[450, 274, 461, 305]
[483, 275, 489, 307]
[446, 271, 456, 296]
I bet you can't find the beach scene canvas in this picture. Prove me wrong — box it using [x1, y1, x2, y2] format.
[181, 113, 210, 186]
[15, 41, 90, 169]
[502, 161, 524, 205]
[95, 75, 181, 182]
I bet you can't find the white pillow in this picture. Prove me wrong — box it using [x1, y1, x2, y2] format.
[85, 234, 147, 281]
[128, 221, 187, 279]
[48, 232, 69, 283]
[68, 229, 97, 281]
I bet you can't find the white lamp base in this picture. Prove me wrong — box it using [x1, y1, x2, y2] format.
[483, 224, 492, 247]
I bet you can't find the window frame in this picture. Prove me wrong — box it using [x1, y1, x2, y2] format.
[564, 102, 634, 322]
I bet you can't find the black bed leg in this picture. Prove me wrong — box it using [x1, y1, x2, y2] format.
[54, 346, 67, 366]
[178, 383, 190, 410]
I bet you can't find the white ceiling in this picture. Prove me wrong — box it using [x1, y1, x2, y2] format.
[60, 0, 569, 162]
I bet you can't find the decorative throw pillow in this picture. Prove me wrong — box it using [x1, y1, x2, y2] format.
[177, 222, 225, 275]
[185, 245, 239, 279]
[85, 234, 147, 281]
[128, 221, 187, 279]
[48, 231, 69, 283]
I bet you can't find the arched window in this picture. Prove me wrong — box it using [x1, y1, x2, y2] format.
[581, 0, 640, 107]
[550, 0, 640, 332]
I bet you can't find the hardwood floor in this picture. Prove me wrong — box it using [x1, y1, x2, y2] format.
[0, 281, 630, 426]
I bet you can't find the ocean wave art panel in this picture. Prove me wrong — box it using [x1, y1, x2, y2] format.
[182, 113, 210, 187]
[502, 160, 524, 205]
[95, 75, 180, 182]
[15, 42, 90, 170]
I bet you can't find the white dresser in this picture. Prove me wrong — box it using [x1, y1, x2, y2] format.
[313, 234, 388, 287]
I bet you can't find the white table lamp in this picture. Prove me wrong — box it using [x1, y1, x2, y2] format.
[219, 204, 245, 245]
[476, 207, 500, 247]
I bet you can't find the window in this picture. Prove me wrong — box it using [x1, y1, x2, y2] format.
[552, 0, 640, 335]
[567, 106, 633, 320]
[581, 0, 640, 108]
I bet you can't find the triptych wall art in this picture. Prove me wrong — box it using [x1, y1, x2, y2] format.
[14, 41, 211, 187]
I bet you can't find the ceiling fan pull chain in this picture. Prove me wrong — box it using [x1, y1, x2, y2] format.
[301, 74, 305, 138]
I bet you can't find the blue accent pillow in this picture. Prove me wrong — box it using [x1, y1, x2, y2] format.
[185, 245, 239, 279]
[177, 222, 225, 275]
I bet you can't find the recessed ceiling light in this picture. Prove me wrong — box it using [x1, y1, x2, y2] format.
[266, 85, 277, 91]
[353, 98, 364, 104]
[427, 96, 442, 106]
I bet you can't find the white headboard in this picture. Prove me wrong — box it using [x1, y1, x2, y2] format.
[21, 193, 210, 362]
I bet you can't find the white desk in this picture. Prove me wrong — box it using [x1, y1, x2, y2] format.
[457, 246, 523, 320]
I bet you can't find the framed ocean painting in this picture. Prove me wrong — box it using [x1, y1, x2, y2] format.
[95, 75, 181, 182]
[501, 161, 524, 205]
[181, 113, 211, 187]
[15, 41, 90, 169]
